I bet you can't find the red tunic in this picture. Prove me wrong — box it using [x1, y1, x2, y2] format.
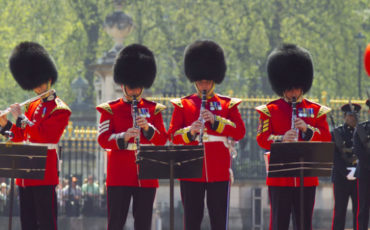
[255, 98, 332, 187]
[168, 93, 246, 182]
[9, 97, 71, 186]
[96, 98, 168, 187]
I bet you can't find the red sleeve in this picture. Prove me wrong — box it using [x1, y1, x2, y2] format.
[211, 102, 245, 141]
[96, 109, 121, 150]
[10, 109, 70, 143]
[9, 125, 26, 142]
[309, 114, 332, 142]
[168, 103, 197, 145]
[255, 111, 275, 150]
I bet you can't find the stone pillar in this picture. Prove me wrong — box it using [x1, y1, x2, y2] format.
[89, 0, 133, 189]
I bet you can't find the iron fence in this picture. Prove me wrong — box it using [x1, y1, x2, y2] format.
[0, 95, 367, 216]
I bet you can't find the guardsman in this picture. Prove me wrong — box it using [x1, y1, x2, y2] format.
[255, 44, 332, 230]
[0, 41, 71, 230]
[96, 44, 167, 230]
[168, 40, 246, 230]
[331, 103, 360, 230]
[353, 99, 370, 230]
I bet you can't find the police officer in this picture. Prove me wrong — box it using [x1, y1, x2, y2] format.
[168, 40, 246, 230]
[96, 44, 168, 230]
[0, 42, 71, 230]
[353, 99, 370, 230]
[331, 103, 361, 230]
[255, 44, 332, 230]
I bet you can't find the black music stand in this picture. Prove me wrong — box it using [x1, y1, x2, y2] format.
[0, 143, 48, 230]
[137, 145, 204, 230]
[268, 141, 334, 230]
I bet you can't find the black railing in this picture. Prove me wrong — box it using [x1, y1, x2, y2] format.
[0, 95, 367, 216]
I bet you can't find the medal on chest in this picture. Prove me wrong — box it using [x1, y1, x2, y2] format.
[210, 102, 222, 111]
[139, 108, 150, 118]
[298, 108, 314, 118]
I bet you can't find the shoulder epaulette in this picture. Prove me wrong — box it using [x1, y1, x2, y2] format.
[51, 98, 71, 114]
[170, 98, 183, 108]
[317, 105, 331, 118]
[96, 103, 113, 115]
[155, 103, 166, 115]
[255, 105, 271, 117]
[229, 98, 242, 109]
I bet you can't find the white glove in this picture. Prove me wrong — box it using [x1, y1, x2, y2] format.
[264, 152, 270, 173]
[346, 167, 356, 180]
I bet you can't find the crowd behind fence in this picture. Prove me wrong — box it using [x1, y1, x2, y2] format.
[0, 95, 367, 216]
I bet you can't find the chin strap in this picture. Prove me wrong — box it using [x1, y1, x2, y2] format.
[194, 82, 215, 99]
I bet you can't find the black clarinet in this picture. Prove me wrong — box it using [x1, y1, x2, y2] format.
[291, 97, 297, 129]
[291, 97, 298, 140]
[199, 90, 207, 145]
[132, 96, 140, 152]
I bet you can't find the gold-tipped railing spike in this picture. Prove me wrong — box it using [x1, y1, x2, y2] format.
[81, 127, 86, 139]
[74, 126, 80, 139]
[67, 121, 73, 138]
[86, 127, 91, 140]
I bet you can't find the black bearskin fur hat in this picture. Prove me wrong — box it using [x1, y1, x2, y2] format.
[184, 40, 226, 84]
[113, 44, 156, 88]
[267, 43, 313, 96]
[9, 42, 58, 90]
[341, 103, 361, 114]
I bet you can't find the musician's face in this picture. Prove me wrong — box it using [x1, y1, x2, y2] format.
[122, 85, 143, 97]
[33, 80, 51, 95]
[195, 80, 213, 92]
[283, 88, 303, 102]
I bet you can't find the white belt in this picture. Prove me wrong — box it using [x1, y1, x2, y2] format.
[126, 143, 152, 151]
[202, 135, 227, 143]
[28, 142, 58, 150]
[199, 134, 229, 149]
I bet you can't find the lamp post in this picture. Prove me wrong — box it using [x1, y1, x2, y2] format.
[355, 32, 365, 98]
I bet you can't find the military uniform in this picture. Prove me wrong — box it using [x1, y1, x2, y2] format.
[256, 44, 332, 230]
[331, 103, 361, 230]
[169, 94, 245, 182]
[0, 42, 70, 230]
[353, 117, 370, 230]
[168, 40, 246, 230]
[96, 44, 167, 230]
[97, 98, 167, 187]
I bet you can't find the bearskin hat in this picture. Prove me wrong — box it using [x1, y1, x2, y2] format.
[9, 42, 58, 90]
[113, 44, 156, 89]
[364, 43, 370, 76]
[184, 40, 226, 84]
[341, 103, 361, 115]
[267, 44, 314, 97]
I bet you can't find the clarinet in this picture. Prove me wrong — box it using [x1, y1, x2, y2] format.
[199, 90, 207, 145]
[291, 97, 299, 141]
[132, 96, 140, 152]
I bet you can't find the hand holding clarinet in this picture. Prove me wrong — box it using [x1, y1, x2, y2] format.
[189, 90, 214, 143]
[283, 97, 308, 142]
[124, 96, 149, 147]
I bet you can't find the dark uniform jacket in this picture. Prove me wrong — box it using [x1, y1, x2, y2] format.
[331, 124, 358, 182]
[353, 121, 370, 178]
